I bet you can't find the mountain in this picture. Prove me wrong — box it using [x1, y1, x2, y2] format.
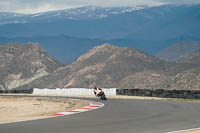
[61, 44, 168, 88]
[0, 5, 200, 40]
[178, 52, 200, 65]
[0, 35, 105, 64]
[1, 43, 199, 90]
[14, 43, 198, 90]
[0, 35, 165, 64]
[0, 5, 200, 64]
[0, 43, 63, 90]
[156, 41, 200, 61]
[0, 12, 25, 25]
[13, 44, 168, 89]
[0, 6, 144, 24]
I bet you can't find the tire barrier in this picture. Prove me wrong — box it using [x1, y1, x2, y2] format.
[0, 89, 33, 94]
[116, 89, 200, 99]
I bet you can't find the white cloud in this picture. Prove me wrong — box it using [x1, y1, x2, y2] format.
[16, 4, 74, 14]
[159, 0, 200, 5]
[85, 0, 167, 7]
[0, 0, 87, 14]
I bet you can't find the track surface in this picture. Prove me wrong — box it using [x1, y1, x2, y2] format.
[1, 98, 200, 133]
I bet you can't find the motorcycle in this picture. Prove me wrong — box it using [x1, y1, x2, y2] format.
[93, 88, 107, 101]
[99, 92, 107, 101]
[97, 92, 107, 101]
[94, 91, 107, 101]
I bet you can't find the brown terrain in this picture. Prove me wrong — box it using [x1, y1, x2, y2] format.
[0, 43, 63, 90]
[0, 95, 88, 123]
[178, 52, 200, 65]
[156, 40, 200, 62]
[0, 42, 199, 90]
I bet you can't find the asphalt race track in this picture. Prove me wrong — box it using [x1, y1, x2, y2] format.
[1, 98, 200, 133]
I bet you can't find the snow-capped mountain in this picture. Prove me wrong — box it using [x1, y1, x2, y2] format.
[0, 4, 200, 64]
[0, 12, 23, 18]
[0, 6, 144, 24]
[0, 12, 28, 24]
[30, 6, 143, 19]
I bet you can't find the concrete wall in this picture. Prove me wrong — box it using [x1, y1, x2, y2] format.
[33, 88, 117, 96]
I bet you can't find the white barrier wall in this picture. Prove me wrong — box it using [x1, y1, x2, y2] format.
[33, 88, 117, 96]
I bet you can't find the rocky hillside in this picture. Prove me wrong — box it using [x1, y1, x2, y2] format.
[178, 52, 200, 65]
[0, 43, 63, 90]
[61, 44, 168, 88]
[13, 44, 164, 89]
[13, 44, 183, 90]
[156, 41, 200, 62]
[4, 43, 200, 90]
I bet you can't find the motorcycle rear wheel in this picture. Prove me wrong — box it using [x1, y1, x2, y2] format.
[100, 94, 107, 101]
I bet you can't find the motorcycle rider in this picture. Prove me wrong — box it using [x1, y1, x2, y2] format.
[93, 87, 104, 97]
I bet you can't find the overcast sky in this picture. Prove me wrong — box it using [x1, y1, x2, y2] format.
[0, 0, 199, 14]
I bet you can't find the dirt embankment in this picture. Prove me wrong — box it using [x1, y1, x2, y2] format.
[0, 95, 89, 123]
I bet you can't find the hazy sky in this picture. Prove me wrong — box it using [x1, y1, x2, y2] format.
[0, 0, 199, 14]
